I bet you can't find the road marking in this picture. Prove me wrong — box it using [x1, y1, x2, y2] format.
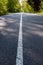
[16, 13, 23, 65]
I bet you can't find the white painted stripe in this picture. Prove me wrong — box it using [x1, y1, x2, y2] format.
[16, 13, 23, 65]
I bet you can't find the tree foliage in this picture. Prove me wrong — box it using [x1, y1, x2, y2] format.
[27, 0, 41, 12]
[0, 0, 20, 16]
[7, 0, 20, 12]
[22, 0, 33, 12]
[0, 0, 8, 16]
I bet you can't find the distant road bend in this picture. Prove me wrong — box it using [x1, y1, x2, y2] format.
[0, 13, 43, 65]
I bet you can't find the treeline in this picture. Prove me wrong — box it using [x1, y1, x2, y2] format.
[0, 0, 20, 16]
[27, 0, 43, 12]
[23, 0, 43, 13]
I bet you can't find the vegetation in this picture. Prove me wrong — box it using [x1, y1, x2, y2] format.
[23, 0, 43, 13]
[27, 0, 41, 12]
[0, 0, 43, 16]
[7, 0, 20, 12]
[22, 0, 33, 12]
[0, 0, 20, 16]
[0, 0, 8, 16]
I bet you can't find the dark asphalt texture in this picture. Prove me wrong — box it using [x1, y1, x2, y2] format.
[0, 13, 43, 65]
[0, 14, 20, 65]
[22, 14, 43, 65]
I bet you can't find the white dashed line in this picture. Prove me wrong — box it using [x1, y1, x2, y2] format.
[16, 13, 23, 65]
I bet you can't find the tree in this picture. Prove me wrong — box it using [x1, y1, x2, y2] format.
[27, 0, 41, 12]
[7, 0, 20, 12]
[0, 0, 8, 16]
[22, 0, 33, 12]
[0, 0, 21, 16]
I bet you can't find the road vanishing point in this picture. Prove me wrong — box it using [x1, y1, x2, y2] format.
[0, 13, 43, 65]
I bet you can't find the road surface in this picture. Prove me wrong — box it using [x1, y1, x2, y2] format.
[0, 13, 43, 65]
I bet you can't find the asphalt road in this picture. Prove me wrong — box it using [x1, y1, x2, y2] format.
[0, 13, 43, 65]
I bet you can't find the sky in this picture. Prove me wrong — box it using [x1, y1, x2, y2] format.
[19, 0, 22, 6]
